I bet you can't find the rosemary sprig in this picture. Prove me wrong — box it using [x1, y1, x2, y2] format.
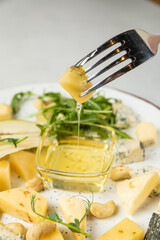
[0, 137, 28, 148]
[31, 195, 92, 238]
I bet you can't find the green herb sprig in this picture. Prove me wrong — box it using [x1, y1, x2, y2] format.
[11, 91, 36, 114]
[31, 195, 92, 238]
[0, 137, 28, 148]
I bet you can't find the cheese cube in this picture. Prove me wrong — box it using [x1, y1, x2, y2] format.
[0, 187, 48, 223]
[117, 172, 160, 214]
[41, 228, 64, 240]
[0, 160, 11, 191]
[158, 201, 160, 213]
[9, 150, 37, 181]
[59, 196, 86, 240]
[59, 66, 93, 104]
[96, 218, 144, 240]
[136, 122, 157, 147]
[112, 102, 137, 127]
[118, 139, 145, 164]
[0, 224, 23, 240]
[0, 103, 12, 120]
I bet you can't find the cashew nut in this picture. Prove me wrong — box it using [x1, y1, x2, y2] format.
[26, 221, 56, 240]
[110, 165, 131, 181]
[26, 176, 44, 192]
[5, 222, 26, 239]
[90, 200, 116, 218]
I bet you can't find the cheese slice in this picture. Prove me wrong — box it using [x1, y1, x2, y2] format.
[59, 66, 93, 104]
[96, 218, 144, 240]
[59, 196, 86, 240]
[0, 187, 48, 223]
[41, 227, 64, 240]
[117, 172, 160, 214]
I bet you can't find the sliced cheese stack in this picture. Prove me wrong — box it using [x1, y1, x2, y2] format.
[117, 172, 160, 214]
[0, 187, 48, 223]
[59, 196, 86, 240]
[96, 218, 144, 240]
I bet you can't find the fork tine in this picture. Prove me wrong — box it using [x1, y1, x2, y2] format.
[75, 38, 117, 67]
[85, 44, 125, 74]
[80, 63, 134, 97]
[87, 53, 129, 82]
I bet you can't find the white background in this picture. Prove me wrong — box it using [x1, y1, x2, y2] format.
[0, 0, 159, 106]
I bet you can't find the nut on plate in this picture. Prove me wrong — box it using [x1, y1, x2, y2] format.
[110, 165, 131, 181]
[26, 176, 44, 192]
[5, 222, 26, 239]
[90, 200, 116, 218]
[26, 221, 56, 240]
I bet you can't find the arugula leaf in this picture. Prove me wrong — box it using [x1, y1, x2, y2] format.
[31, 195, 92, 238]
[11, 91, 36, 114]
[11, 90, 132, 139]
[0, 137, 28, 148]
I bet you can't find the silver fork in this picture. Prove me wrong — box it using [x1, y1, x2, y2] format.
[75, 29, 160, 97]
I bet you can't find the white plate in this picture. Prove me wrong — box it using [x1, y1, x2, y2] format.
[0, 83, 160, 239]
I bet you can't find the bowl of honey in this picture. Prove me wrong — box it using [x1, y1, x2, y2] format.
[36, 123, 116, 192]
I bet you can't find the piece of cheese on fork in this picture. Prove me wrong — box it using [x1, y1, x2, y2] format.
[59, 66, 93, 104]
[59, 196, 86, 240]
[117, 172, 160, 214]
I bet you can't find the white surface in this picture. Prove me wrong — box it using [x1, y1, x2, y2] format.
[0, 83, 160, 239]
[0, 0, 160, 106]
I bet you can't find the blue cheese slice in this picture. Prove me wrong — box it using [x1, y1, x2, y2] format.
[0, 224, 23, 240]
[144, 213, 160, 240]
[118, 139, 145, 164]
[129, 165, 160, 197]
[112, 102, 137, 127]
[117, 172, 160, 214]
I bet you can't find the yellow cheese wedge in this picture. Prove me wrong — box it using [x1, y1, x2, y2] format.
[9, 150, 37, 181]
[0, 187, 48, 223]
[41, 228, 64, 240]
[117, 172, 160, 214]
[59, 66, 94, 103]
[136, 122, 157, 147]
[96, 218, 144, 240]
[59, 196, 86, 240]
[0, 103, 12, 120]
[0, 160, 11, 191]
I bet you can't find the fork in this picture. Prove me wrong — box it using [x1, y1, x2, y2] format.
[75, 29, 160, 97]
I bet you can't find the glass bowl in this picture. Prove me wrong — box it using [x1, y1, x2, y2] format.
[36, 123, 116, 192]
